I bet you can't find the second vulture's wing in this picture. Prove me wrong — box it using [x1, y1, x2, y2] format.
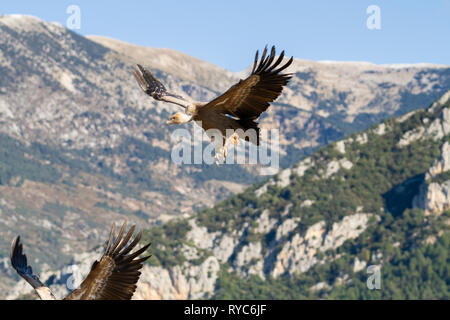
[197, 46, 293, 121]
[64, 220, 151, 300]
[10, 236, 56, 300]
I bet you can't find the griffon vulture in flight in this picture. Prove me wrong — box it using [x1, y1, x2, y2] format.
[133, 46, 293, 164]
[10, 220, 151, 300]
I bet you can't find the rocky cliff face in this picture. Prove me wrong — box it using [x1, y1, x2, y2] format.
[7, 91, 450, 300]
[0, 14, 250, 276]
[5, 212, 375, 299]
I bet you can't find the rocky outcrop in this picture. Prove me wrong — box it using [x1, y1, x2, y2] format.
[5, 208, 375, 300]
[134, 257, 221, 300]
[6, 248, 101, 300]
[272, 221, 324, 278]
[413, 141, 450, 215]
[254, 154, 353, 196]
[373, 123, 388, 136]
[310, 281, 331, 292]
[398, 106, 450, 147]
[355, 133, 368, 144]
[336, 140, 346, 154]
[294, 158, 314, 177]
[430, 90, 450, 112]
[2, 15, 450, 300]
[353, 257, 367, 273]
[254, 209, 277, 234]
[325, 158, 353, 178]
[272, 213, 372, 278]
[234, 242, 265, 279]
[413, 181, 450, 215]
[7, 97, 450, 300]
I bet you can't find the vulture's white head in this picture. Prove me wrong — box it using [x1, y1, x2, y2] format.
[166, 112, 192, 125]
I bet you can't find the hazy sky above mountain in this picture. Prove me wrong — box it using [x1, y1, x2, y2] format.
[2, 0, 449, 71]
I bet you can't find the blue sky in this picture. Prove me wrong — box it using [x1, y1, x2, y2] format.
[2, 0, 449, 71]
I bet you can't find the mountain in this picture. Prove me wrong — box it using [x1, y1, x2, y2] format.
[7, 91, 450, 300]
[0, 14, 449, 297]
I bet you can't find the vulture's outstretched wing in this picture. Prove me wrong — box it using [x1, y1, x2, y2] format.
[198, 46, 293, 120]
[64, 220, 151, 300]
[10, 236, 56, 300]
[133, 64, 194, 109]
